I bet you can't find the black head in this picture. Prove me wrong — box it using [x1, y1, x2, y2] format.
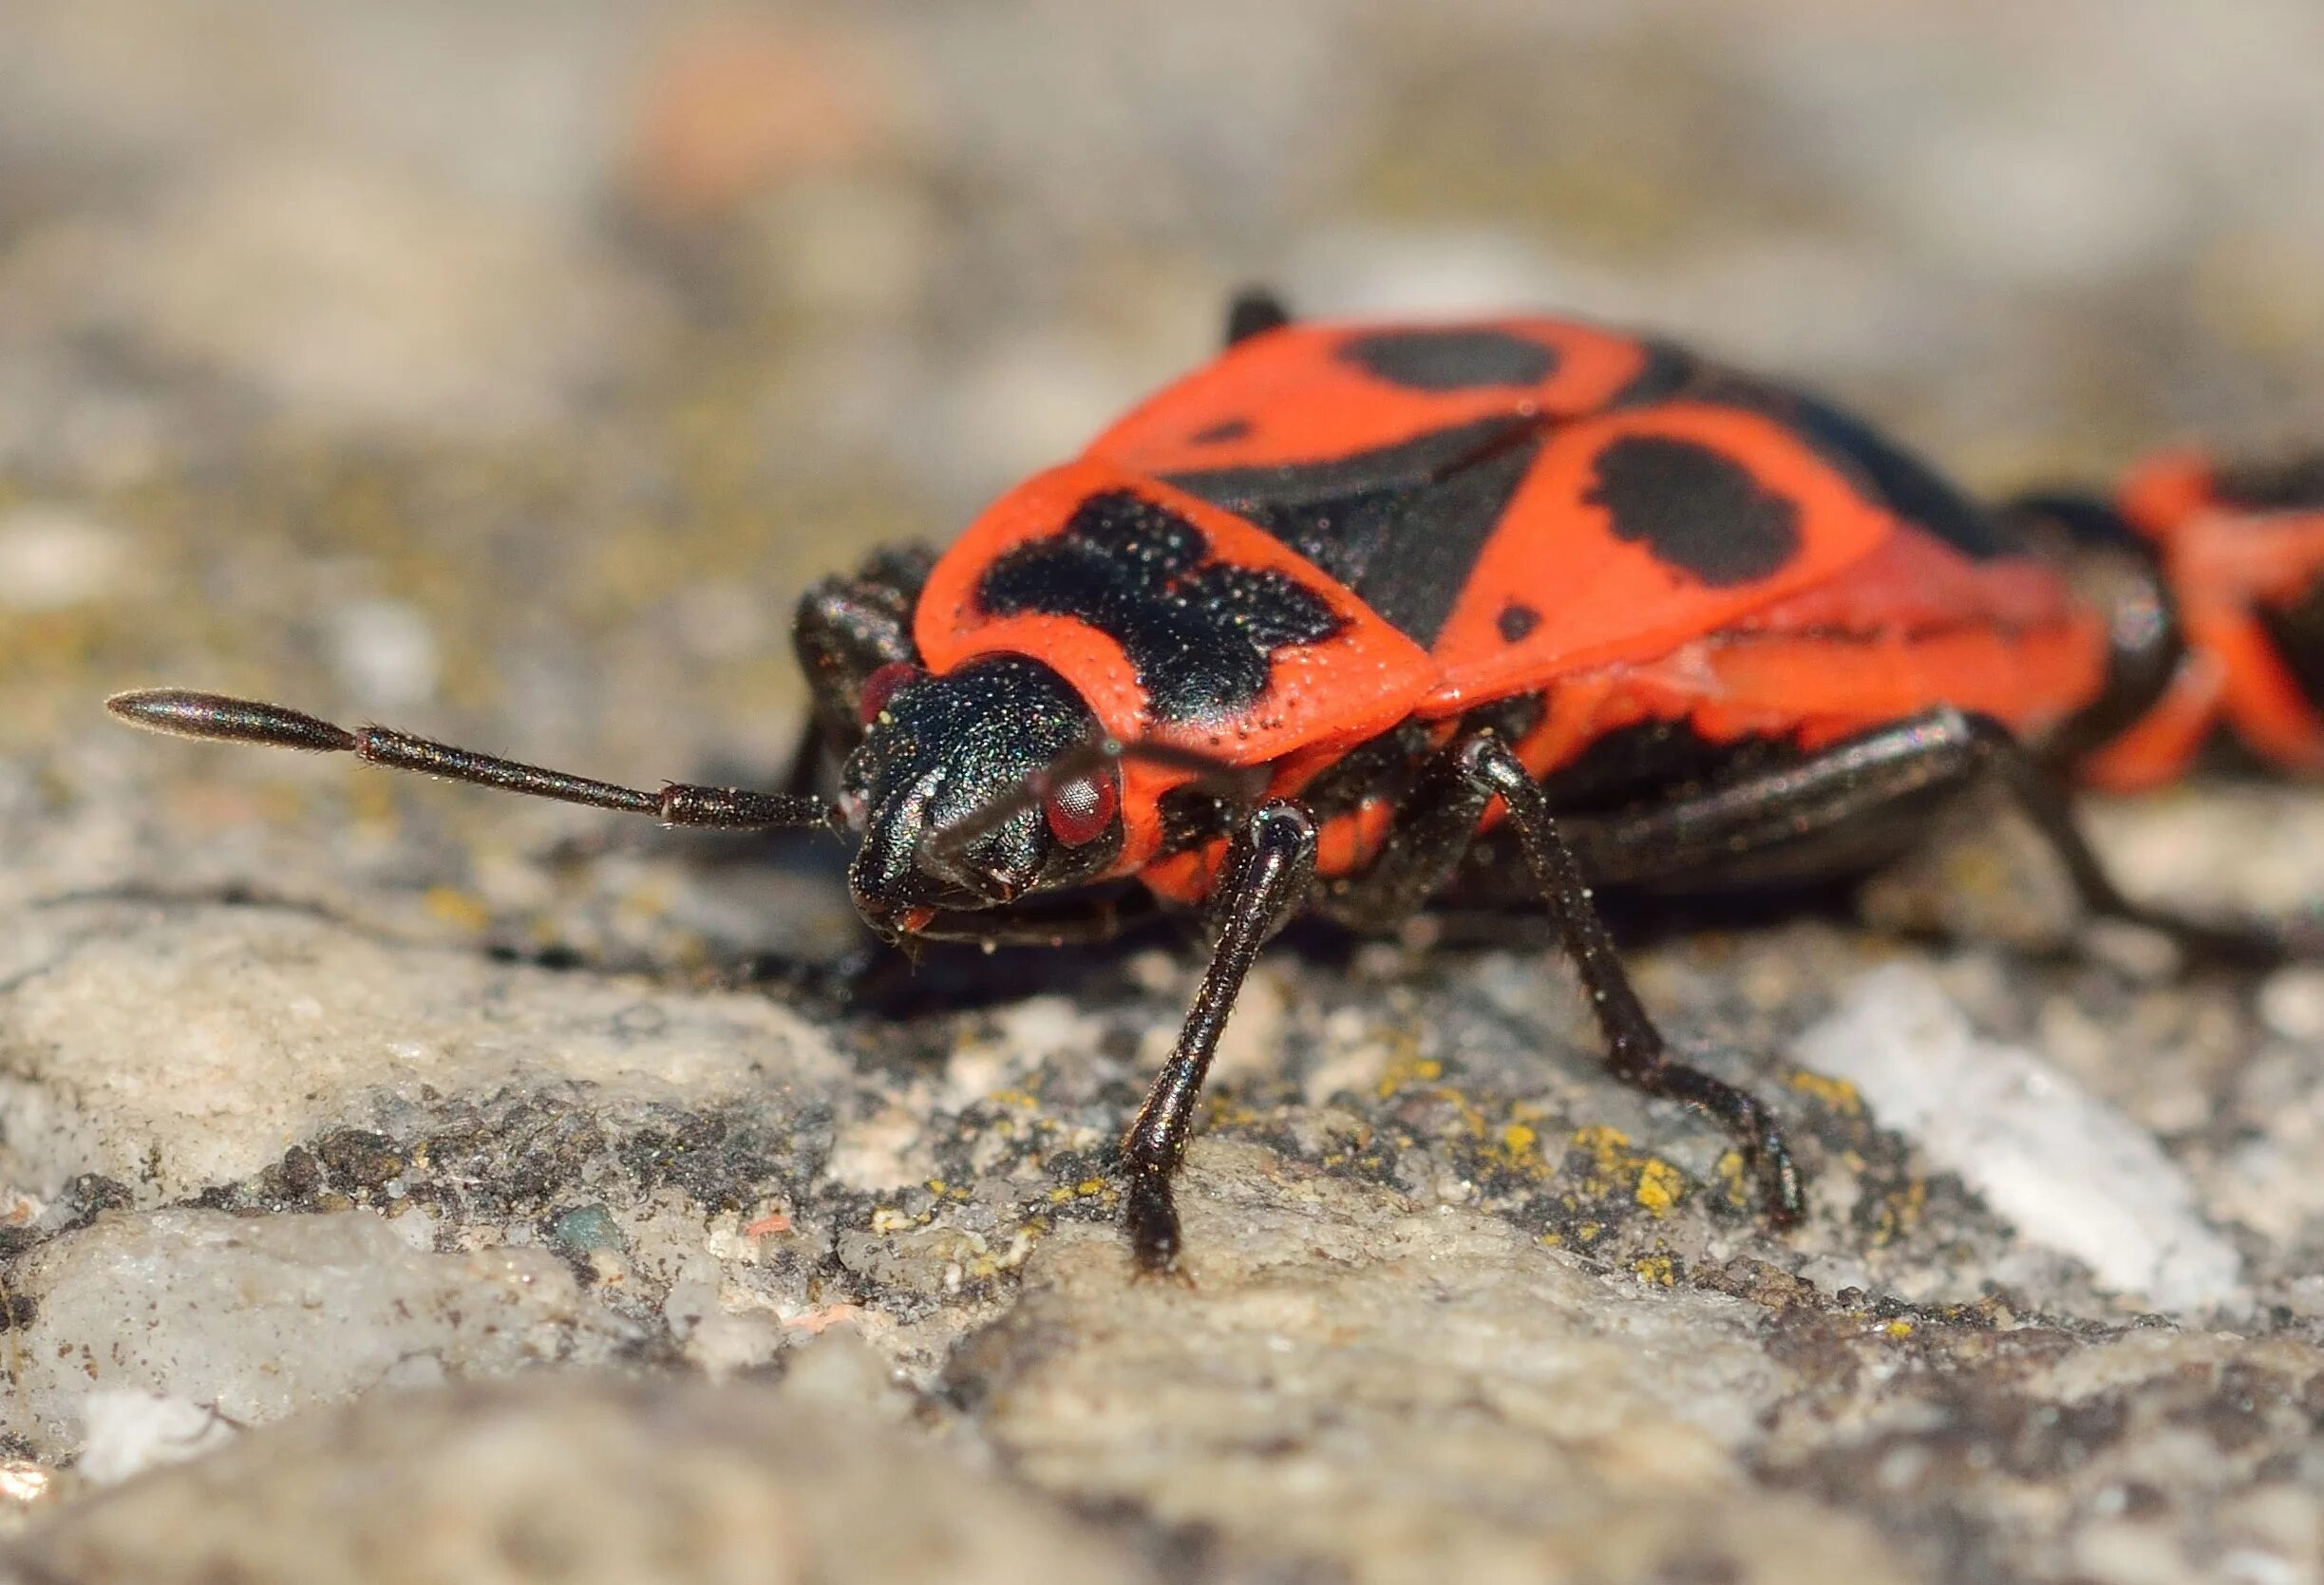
[840, 654, 1124, 936]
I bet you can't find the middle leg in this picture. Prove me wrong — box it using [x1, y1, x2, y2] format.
[1313, 730, 1806, 1223]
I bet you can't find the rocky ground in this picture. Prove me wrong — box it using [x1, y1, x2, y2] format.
[4, 3, 2324, 1582]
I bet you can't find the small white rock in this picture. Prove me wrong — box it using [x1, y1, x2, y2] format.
[76, 1389, 237, 1485]
[1796, 964, 2244, 1315]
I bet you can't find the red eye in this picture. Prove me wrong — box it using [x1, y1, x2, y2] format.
[858, 662, 925, 725]
[1043, 772, 1118, 847]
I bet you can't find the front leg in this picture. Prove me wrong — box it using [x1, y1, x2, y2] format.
[1122, 802, 1318, 1274]
[790, 544, 937, 746]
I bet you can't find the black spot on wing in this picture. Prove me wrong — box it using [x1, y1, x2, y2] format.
[974, 489, 1344, 723]
[1585, 435, 1802, 587]
[1339, 328, 1558, 392]
[1164, 416, 1541, 647]
[1697, 373, 2021, 562]
[1189, 418, 1252, 444]
[1496, 602, 1541, 642]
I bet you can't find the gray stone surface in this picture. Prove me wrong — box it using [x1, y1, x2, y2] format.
[4, 3, 2324, 1582]
[5, 1368, 1164, 1585]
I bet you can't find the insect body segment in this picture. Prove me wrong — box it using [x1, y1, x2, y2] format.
[2064, 451, 2324, 790]
[109, 292, 2324, 1274]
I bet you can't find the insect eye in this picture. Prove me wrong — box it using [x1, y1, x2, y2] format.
[857, 662, 926, 725]
[1042, 771, 1118, 847]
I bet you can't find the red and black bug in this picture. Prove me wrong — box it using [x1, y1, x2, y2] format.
[2042, 450, 2324, 791]
[108, 291, 2324, 1274]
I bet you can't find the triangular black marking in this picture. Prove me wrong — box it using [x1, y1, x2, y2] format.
[1164, 417, 1542, 646]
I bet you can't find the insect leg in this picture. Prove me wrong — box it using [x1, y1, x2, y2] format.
[1310, 748, 1493, 927]
[1455, 735, 1806, 1225]
[106, 690, 837, 831]
[791, 545, 936, 747]
[1122, 801, 1317, 1275]
[1559, 707, 2320, 965]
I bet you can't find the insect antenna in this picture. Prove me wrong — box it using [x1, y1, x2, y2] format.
[105, 689, 840, 832]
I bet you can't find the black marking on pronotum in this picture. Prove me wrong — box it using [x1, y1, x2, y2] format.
[1497, 602, 1541, 643]
[975, 489, 1345, 723]
[1585, 434, 1803, 588]
[1166, 417, 1542, 647]
[1190, 418, 1252, 444]
[1338, 328, 1558, 393]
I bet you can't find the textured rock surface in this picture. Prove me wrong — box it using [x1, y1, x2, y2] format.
[5, 3, 2324, 1582]
[7, 1369, 1165, 1585]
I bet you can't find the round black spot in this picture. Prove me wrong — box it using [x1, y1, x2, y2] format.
[1584, 435, 1803, 587]
[1190, 418, 1252, 444]
[1496, 602, 1541, 643]
[1339, 329, 1557, 392]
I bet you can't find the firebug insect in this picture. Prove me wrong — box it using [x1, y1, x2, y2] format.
[109, 291, 2324, 1274]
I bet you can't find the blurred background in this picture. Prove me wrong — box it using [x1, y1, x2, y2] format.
[5, 0, 2324, 958]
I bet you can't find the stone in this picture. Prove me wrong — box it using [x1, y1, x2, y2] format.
[1795, 963, 2246, 1315]
[957, 1151, 1913, 1584]
[2, 1206, 634, 1464]
[6, 1374, 1162, 1585]
[7, 3, 2324, 1580]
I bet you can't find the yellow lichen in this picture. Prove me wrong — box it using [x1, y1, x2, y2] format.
[1635, 1159, 1685, 1217]
[1375, 1054, 1443, 1099]
[1788, 1070, 1862, 1115]
[1714, 1148, 1750, 1208]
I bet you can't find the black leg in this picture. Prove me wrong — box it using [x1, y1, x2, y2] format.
[1311, 748, 1493, 928]
[1122, 801, 1317, 1274]
[790, 546, 935, 748]
[1455, 736, 1806, 1225]
[105, 691, 837, 833]
[1557, 708, 2320, 965]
